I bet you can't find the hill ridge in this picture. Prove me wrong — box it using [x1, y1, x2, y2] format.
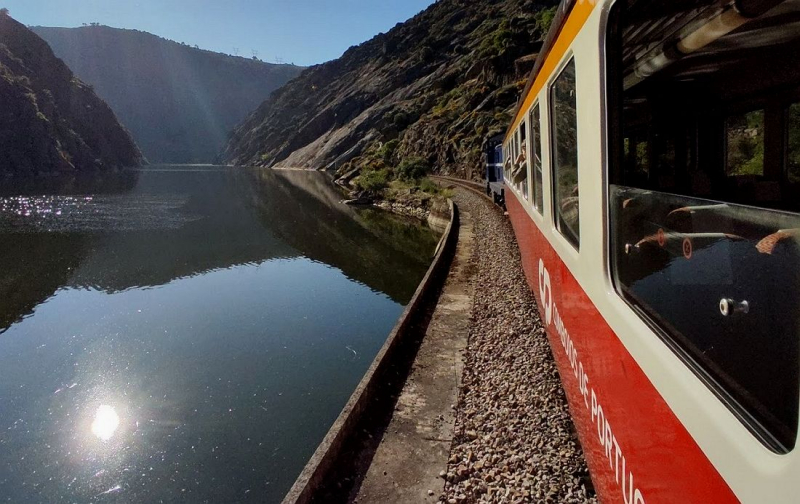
[33, 25, 304, 163]
[222, 0, 558, 182]
[0, 12, 142, 175]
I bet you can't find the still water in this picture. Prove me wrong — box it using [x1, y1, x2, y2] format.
[0, 167, 439, 503]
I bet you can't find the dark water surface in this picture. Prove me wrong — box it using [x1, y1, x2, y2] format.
[0, 167, 439, 503]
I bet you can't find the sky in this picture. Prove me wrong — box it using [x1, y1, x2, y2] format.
[1, 0, 437, 66]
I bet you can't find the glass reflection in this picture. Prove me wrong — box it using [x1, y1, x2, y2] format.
[611, 184, 800, 449]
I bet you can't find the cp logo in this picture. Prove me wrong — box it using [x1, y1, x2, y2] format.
[538, 259, 553, 326]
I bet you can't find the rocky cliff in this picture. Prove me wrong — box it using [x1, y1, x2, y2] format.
[0, 11, 142, 176]
[33, 25, 304, 164]
[222, 0, 557, 181]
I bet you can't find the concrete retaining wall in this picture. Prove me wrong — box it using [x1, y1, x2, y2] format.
[282, 199, 459, 504]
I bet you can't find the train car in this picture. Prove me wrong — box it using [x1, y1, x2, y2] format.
[485, 134, 506, 205]
[502, 0, 800, 502]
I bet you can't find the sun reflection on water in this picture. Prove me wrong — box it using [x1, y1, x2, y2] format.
[91, 405, 120, 441]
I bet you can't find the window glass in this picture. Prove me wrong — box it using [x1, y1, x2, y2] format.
[504, 142, 511, 181]
[789, 103, 800, 184]
[530, 103, 544, 212]
[551, 59, 579, 247]
[727, 110, 765, 177]
[610, 0, 800, 451]
[515, 122, 529, 200]
[610, 186, 800, 450]
[623, 135, 650, 186]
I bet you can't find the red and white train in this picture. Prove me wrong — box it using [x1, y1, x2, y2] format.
[501, 0, 800, 501]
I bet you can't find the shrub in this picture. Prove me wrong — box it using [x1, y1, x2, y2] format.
[477, 20, 513, 59]
[534, 7, 558, 35]
[357, 169, 389, 194]
[379, 139, 399, 165]
[392, 111, 411, 130]
[396, 156, 431, 181]
[419, 177, 440, 194]
[419, 45, 435, 62]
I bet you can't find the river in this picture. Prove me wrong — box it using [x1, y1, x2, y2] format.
[0, 166, 440, 503]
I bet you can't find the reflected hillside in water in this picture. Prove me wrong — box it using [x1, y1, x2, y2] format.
[237, 168, 440, 303]
[0, 167, 439, 332]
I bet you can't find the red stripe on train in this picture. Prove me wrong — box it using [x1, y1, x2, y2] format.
[505, 195, 738, 503]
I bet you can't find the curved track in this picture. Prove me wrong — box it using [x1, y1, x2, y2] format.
[431, 175, 493, 202]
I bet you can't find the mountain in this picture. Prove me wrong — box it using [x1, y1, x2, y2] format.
[32, 25, 303, 164]
[0, 11, 142, 176]
[222, 0, 557, 181]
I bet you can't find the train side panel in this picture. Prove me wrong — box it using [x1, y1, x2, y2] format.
[500, 0, 800, 501]
[506, 194, 738, 503]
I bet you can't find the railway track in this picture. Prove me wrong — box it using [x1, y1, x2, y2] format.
[431, 175, 492, 202]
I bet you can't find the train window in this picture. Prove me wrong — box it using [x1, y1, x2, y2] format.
[530, 103, 544, 212]
[504, 141, 511, 181]
[726, 109, 765, 177]
[608, 0, 800, 452]
[551, 59, 579, 248]
[789, 103, 800, 184]
[516, 122, 529, 200]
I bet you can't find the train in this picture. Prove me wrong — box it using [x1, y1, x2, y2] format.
[497, 0, 800, 501]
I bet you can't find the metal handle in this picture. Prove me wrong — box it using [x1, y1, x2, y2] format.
[720, 298, 749, 317]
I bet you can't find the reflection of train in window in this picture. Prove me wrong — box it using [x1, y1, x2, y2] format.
[499, 0, 800, 502]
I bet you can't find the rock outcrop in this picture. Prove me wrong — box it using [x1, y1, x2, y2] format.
[33, 25, 304, 164]
[222, 0, 557, 181]
[0, 11, 142, 176]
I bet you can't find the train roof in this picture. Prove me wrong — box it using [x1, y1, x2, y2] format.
[504, 0, 788, 144]
[503, 0, 584, 144]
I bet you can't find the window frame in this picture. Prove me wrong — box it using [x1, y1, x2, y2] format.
[605, 0, 800, 454]
[787, 101, 800, 185]
[549, 55, 581, 251]
[520, 116, 530, 201]
[529, 101, 544, 214]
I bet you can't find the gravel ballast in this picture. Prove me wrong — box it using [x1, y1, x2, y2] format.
[441, 189, 597, 504]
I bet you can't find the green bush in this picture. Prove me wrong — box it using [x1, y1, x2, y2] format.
[357, 169, 389, 194]
[396, 156, 431, 181]
[392, 110, 413, 130]
[379, 139, 399, 165]
[419, 177, 440, 194]
[477, 20, 513, 59]
[534, 7, 557, 35]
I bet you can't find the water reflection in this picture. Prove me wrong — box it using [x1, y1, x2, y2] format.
[0, 166, 439, 503]
[0, 167, 437, 331]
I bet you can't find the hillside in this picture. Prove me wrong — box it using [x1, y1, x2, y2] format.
[0, 11, 142, 176]
[222, 0, 557, 183]
[33, 25, 303, 164]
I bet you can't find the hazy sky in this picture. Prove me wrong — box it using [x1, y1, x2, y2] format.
[1, 0, 437, 66]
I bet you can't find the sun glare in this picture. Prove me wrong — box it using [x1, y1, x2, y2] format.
[91, 405, 120, 441]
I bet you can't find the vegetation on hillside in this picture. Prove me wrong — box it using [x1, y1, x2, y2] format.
[0, 12, 142, 175]
[223, 0, 560, 190]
